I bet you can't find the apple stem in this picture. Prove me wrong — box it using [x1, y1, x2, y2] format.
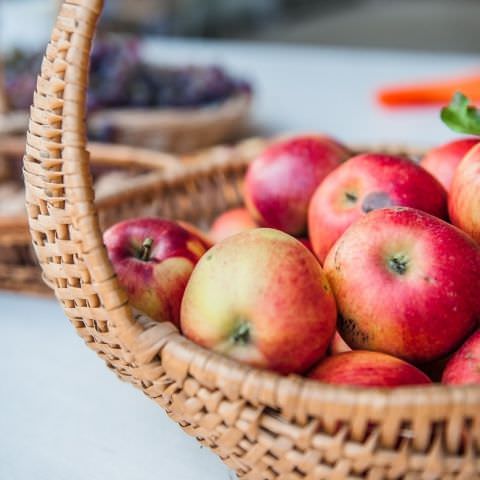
[139, 238, 154, 261]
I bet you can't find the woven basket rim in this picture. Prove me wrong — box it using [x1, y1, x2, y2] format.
[21, 0, 480, 435]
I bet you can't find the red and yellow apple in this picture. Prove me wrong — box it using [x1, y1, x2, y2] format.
[209, 208, 257, 243]
[104, 217, 210, 327]
[308, 153, 448, 263]
[180, 228, 337, 374]
[421, 138, 479, 191]
[244, 135, 350, 236]
[324, 207, 480, 364]
[449, 142, 480, 243]
[442, 330, 480, 385]
[309, 351, 431, 388]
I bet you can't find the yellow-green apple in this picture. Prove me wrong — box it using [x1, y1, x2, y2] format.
[324, 207, 480, 364]
[104, 217, 210, 327]
[442, 330, 480, 385]
[329, 331, 351, 355]
[309, 351, 431, 388]
[308, 153, 448, 263]
[209, 208, 257, 243]
[180, 228, 337, 374]
[244, 135, 350, 236]
[449, 142, 480, 243]
[421, 138, 479, 191]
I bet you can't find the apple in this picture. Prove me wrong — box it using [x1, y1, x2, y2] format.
[324, 207, 480, 364]
[104, 217, 210, 327]
[209, 208, 257, 243]
[329, 331, 351, 355]
[442, 330, 480, 385]
[309, 351, 431, 388]
[449, 142, 480, 243]
[308, 153, 448, 263]
[180, 228, 337, 374]
[420, 138, 479, 191]
[244, 135, 350, 236]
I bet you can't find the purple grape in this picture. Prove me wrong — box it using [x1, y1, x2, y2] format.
[4, 37, 252, 116]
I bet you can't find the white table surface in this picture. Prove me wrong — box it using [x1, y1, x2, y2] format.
[1, 38, 479, 480]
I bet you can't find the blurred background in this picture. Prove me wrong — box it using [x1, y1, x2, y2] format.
[2, 0, 480, 52]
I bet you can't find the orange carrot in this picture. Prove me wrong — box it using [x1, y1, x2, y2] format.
[377, 72, 480, 107]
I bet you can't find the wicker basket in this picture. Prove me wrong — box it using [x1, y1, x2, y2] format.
[0, 134, 178, 295]
[22, 2, 480, 478]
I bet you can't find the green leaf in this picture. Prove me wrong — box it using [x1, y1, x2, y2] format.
[441, 92, 480, 136]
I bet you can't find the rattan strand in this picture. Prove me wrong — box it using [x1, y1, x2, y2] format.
[22, 1, 480, 478]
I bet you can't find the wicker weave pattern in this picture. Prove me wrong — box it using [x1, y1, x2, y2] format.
[23, 1, 480, 478]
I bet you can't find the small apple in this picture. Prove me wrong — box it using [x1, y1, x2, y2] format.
[329, 331, 351, 355]
[180, 228, 337, 374]
[324, 207, 480, 364]
[104, 217, 210, 327]
[442, 330, 480, 385]
[449, 142, 480, 243]
[309, 351, 431, 388]
[244, 135, 350, 236]
[421, 138, 479, 191]
[308, 153, 448, 263]
[209, 208, 257, 243]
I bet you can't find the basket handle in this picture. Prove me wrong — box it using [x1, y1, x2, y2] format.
[23, 0, 167, 367]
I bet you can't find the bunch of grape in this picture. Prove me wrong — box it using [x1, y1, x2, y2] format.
[4, 37, 251, 112]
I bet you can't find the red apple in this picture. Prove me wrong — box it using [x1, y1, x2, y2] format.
[324, 207, 480, 364]
[244, 135, 350, 236]
[308, 153, 448, 263]
[329, 331, 352, 355]
[104, 218, 210, 327]
[442, 330, 480, 385]
[180, 228, 337, 374]
[309, 351, 431, 388]
[449, 143, 480, 243]
[209, 208, 257, 243]
[421, 138, 479, 191]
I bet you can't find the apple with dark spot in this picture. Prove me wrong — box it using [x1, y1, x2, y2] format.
[309, 351, 431, 388]
[421, 138, 479, 191]
[181, 228, 337, 374]
[244, 135, 350, 236]
[104, 218, 211, 327]
[308, 153, 448, 263]
[324, 207, 480, 364]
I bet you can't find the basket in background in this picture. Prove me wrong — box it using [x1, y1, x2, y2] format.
[0, 135, 178, 295]
[0, 39, 252, 153]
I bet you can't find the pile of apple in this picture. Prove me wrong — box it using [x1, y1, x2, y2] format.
[104, 130, 480, 389]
